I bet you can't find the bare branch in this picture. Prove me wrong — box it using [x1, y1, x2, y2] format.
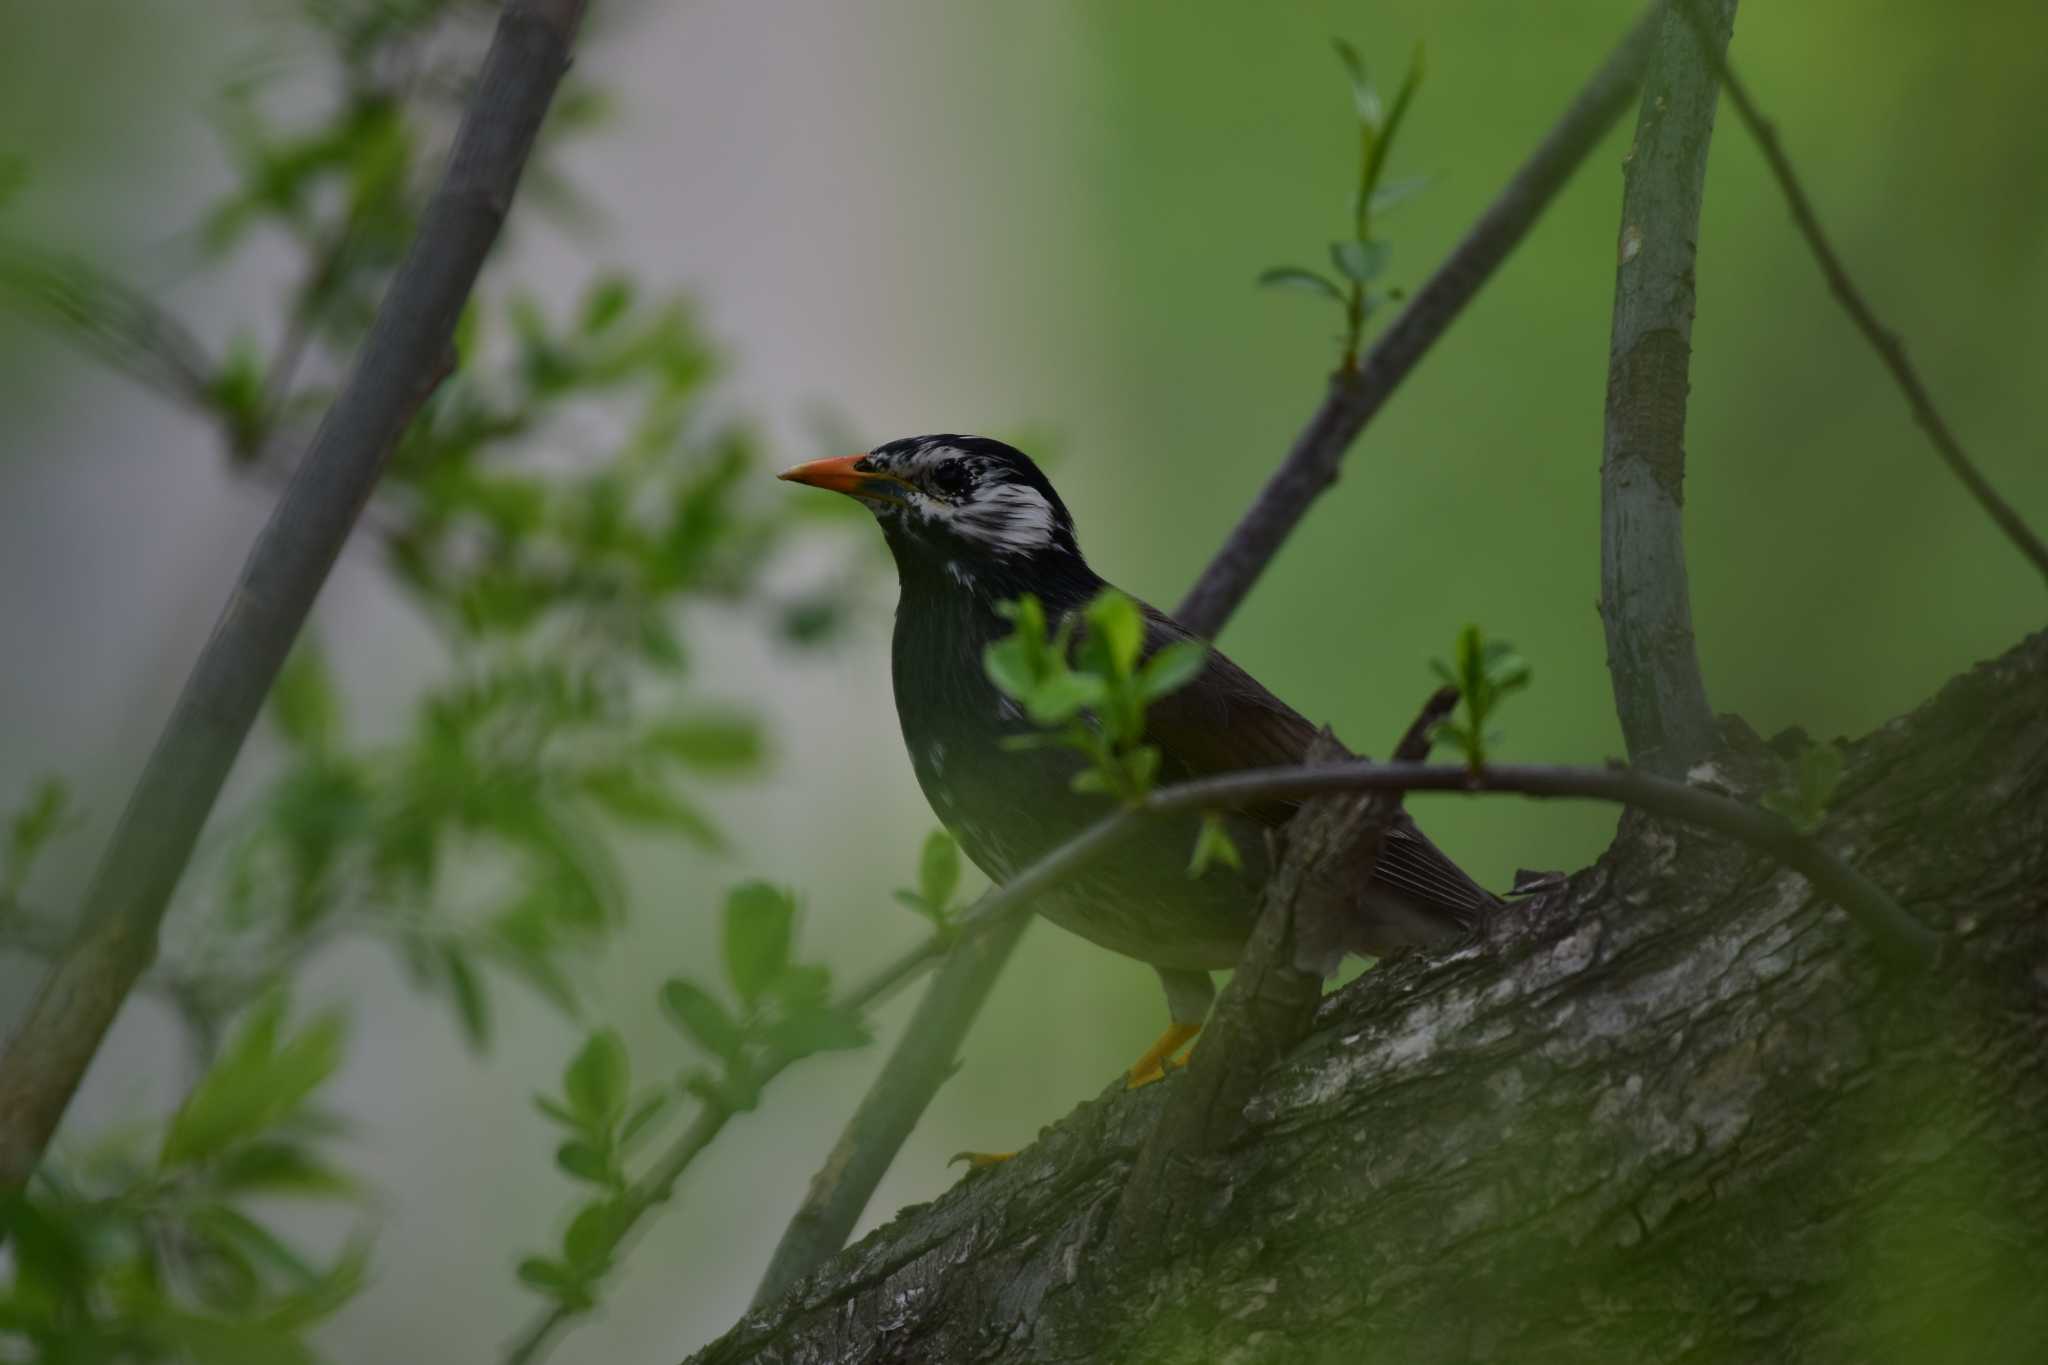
[751, 5, 1667, 1307]
[1674, 0, 2048, 585]
[1597, 0, 1736, 775]
[0, 0, 589, 1189]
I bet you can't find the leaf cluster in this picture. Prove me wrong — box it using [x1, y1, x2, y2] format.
[983, 590, 1206, 804]
[1, 996, 365, 1364]
[1258, 40, 1428, 367]
[518, 882, 870, 1316]
[1430, 624, 1532, 770]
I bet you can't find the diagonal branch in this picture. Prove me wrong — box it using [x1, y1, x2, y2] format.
[0, 0, 590, 1190]
[748, 5, 1665, 1312]
[1175, 3, 1660, 639]
[1597, 0, 1736, 776]
[1673, 0, 2048, 585]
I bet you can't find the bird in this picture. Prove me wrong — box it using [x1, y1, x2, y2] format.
[779, 435, 1495, 1085]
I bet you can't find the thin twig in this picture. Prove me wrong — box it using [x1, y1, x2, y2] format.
[747, 5, 1666, 1311]
[1673, 0, 2048, 584]
[1597, 0, 1735, 776]
[0, 0, 589, 1190]
[1175, 2, 1661, 638]
[926, 754, 1941, 972]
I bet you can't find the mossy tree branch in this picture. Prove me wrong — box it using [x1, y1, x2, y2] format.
[1597, 0, 1737, 776]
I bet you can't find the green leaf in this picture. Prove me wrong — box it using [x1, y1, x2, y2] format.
[1329, 238, 1389, 285]
[5, 774, 74, 892]
[660, 978, 743, 1059]
[271, 636, 340, 752]
[1257, 266, 1345, 302]
[618, 1091, 672, 1150]
[555, 1140, 611, 1185]
[209, 1141, 357, 1199]
[770, 963, 832, 1008]
[1369, 175, 1431, 215]
[162, 997, 346, 1168]
[722, 881, 795, 1004]
[516, 1256, 587, 1303]
[1331, 36, 1380, 126]
[563, 1199, 622, 1270]
[581, 276, 633, 334]
[1083, 590, 1145, 678]
[637, 611, 688, 671]
[916, 829, 961, 917]
[563, 1028, 629, 1124]
[578, 770, 724, 849]
[1763, 741, 1845, 833]
[441, 943, 490, 1052]
[1140, 641, 1207, 701]
[1123, 744, 1161, 796]
[1024, 670, 1105, 725]
[534, 1094, 582, 1129]
[1188, 812, 1244, 879]
[767, 1005, 870, 1058]
[983, 635, 1041, 701]
[647, 715, 763, 772]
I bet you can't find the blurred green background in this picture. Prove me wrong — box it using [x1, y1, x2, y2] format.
[2, 0, 2042, 1360]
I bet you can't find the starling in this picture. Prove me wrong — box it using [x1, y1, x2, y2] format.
[781, 435, 1493, 1082]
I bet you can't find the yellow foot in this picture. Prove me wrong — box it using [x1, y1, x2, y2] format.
[948, 1150, 1015, 1168]
[1125, 1021, 1202, 1089]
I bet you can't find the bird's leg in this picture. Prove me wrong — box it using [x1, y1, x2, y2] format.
[1127, 968, 1215, 1088]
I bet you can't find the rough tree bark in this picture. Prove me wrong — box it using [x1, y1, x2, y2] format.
[694, 628, 2047, 1364]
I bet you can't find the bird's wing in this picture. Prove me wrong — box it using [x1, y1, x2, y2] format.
[1133, 602, 1318, 824]
[1135, 601, 1495, 917]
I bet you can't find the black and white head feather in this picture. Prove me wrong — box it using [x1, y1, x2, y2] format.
[857, 435, 1082, 563]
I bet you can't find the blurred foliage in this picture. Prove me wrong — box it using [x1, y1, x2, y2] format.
[0, 0, 859, 1357]
[0, 996, 366, 1363]
[518, 883, 871, 1326]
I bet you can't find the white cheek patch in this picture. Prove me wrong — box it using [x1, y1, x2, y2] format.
[943, 482, 1058, 555]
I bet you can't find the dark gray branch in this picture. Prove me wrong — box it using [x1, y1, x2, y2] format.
[1674, 0, 2048, 585]
[750, 7, 1664, 1306]
[1174, 3, 1659, 638]
[0, 0, 588, 1189]
[1597, 0, 1735, 776]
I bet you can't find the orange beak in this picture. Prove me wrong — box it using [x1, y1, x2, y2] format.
[777, 453, 904, 501]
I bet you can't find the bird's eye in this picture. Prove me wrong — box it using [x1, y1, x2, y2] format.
[930, 461, 971, 498]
